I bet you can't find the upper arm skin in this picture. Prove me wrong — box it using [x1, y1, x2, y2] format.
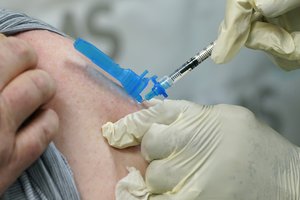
[14, 30, 148, 200]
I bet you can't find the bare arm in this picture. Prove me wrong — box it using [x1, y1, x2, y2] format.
[15, 30, 148, 200]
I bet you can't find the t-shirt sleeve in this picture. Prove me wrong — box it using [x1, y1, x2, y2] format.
[0, 8, 66, 36]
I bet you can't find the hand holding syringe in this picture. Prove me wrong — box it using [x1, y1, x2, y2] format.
[74, 38, 215, 102]
[73, 13, 263, 102]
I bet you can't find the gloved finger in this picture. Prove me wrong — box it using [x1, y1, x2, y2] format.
[102, 100, 184, 149]
[12, 108, 58, 173]
[0, 37, 37, 91]
[141, 104, 218, 162]
[144, 98, 163, 107]
[257, 0, 300, 17]
[0, 33, 6, 39]
[1, 70, 56, 130]
[144, 108, 220, 194]
[246, 22, 300, 70]
[144, 141, 210, 195]
[146, 161, 202, 200]
[149, 192, 195, 200]
[115, 167, 150, 200]
[270, 56, 300, 71]
[211, 0, 254, 64]
[148, 184, 201, 200]
[145, 158, 185, 194]
[245, 21, 300, 59]
[115, 166, 200, 200]
[140, 123, 173, 162]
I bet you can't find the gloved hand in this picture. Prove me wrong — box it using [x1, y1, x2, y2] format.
[102, 99, 300, 200]
[0, 34, 58, 195]
[212, 0, 300, 70]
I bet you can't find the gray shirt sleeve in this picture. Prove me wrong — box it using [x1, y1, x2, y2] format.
[0, 8, 66, 36]
[0, 9, 80, 200]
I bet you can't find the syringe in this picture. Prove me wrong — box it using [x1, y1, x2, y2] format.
[145, 41, 216, 100]
[73, 38, 216, 103]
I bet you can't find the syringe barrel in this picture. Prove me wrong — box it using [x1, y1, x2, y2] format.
[169, 41, 215, 83]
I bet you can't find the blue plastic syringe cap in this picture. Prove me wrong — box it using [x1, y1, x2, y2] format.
[73, 38, 150, 103]
[120, 69, 150, 103]
[145, 76, 168, 100]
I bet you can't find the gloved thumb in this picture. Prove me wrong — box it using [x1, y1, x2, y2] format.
[102, 100, 182, 148]
[211, 1, 255, 64]
[246, 21, 295, 57]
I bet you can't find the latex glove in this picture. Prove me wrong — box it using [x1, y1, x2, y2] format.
[0, 34, 58, 195]
[102, 100, 300, 200]
[212, 0, 300, 70]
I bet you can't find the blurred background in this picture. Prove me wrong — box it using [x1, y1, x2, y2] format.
[3, 0, 300, 145]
